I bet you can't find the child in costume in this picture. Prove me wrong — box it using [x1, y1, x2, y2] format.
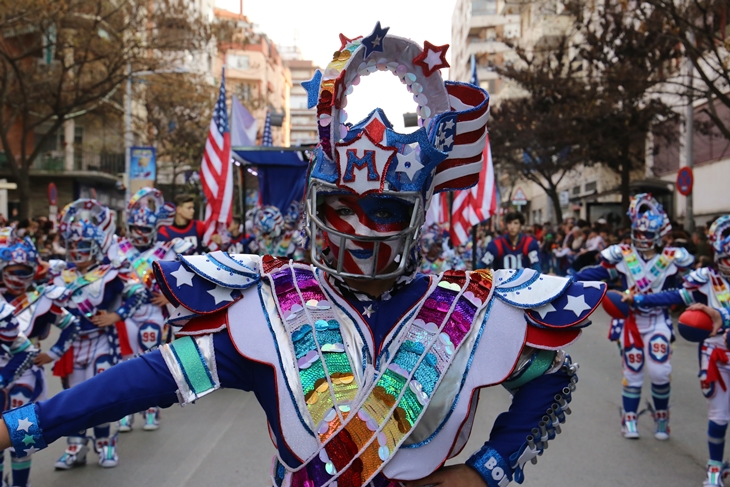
[251, 205, 306, 259]
[0, 26, 606, 487]
[624, 215, 730, 486]
[0, 231, 46, 487]
[52, 199, 147, 469]
[112, 188, 193, 432]
[419, 224, 464, 274]
[573, 194, 694, 440]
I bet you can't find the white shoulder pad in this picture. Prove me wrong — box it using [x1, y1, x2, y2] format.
[179, 252, 260, 289]
[669, 246, 694, 269]
[171, 238, 195, 255]
[47, 259, 67, 277]
[493, 269, 572, 308]
[684, 267, 712, 288]
[600, 244, 624, 265]
[43, 284, 69, 301]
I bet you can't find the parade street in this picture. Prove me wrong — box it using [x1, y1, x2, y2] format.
[26, 308, 709, 487]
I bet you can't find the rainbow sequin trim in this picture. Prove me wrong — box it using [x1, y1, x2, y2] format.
[267, 265, 360, 432]
[273, 269, 493, 487]
[622, 246, 675, 294]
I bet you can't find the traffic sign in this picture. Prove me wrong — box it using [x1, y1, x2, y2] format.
[47, 182, 57, 206]
[511, 187, 528, 206]
[676, 167, 694, 196]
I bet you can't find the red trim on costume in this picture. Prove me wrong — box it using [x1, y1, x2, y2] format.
[526, 325, 581, 349]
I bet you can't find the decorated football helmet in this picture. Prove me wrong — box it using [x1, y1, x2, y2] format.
[709, 215, 730, 278]
[58, 199, 114, 265]
[254, 206, 284, 238]
[305, 23, 489, 279]
[126, 188, 175, 248]
[0, 228, 39, 292]
[627, 193, 671, 252]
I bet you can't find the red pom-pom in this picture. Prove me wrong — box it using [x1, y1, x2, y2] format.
[601, 290, 630, 319]
[677, 309, 714, 343]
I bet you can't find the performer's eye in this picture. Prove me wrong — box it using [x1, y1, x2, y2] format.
[373, 209, 394, 220]
[335, 207, 355, 217]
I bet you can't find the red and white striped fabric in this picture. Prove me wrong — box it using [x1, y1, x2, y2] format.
[451, 134, 497, 246]
[432, 82, 490, 194]
[425, 192, 450, 227]
[201, 70, 233, 248]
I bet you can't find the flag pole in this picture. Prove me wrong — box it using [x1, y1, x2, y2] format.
[471, 223, 478, 270]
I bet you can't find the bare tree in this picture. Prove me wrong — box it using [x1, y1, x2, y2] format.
[0, 0, 213, 218]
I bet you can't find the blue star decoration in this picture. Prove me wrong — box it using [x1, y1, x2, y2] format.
[361, 21, 389, 58]
[302, 70, 322, 109]
[385, 127, 447, 192]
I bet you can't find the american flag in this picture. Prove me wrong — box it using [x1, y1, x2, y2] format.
[262, 110, 273, 146]
[201, 69, 233, 247]
[425, 192, 450, 227]
[451, 134, 498, 245]
[446, 61, 498, 246]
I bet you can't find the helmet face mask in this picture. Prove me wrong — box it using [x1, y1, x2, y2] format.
[126, 188, 173, 249]
[129, 224, 155, 248]
[631, 229, 659, 252]
[307, 181, 422, 279]
[67, 240, 96, 265]
[2, 265, 34, 293]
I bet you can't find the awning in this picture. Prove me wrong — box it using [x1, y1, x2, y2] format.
[231, 146, 311, 213]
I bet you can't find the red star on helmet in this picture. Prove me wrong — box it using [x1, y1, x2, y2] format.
[412, 41, 450, 77]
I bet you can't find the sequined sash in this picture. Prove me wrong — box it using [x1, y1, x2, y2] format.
[622, 247, 675, 294]
[8, 287, 44, 317]
[711, 274, 730, 310]
[118, 240, 171, 289]
[67, 266, 114, 317]
[267, 265, 493, 487]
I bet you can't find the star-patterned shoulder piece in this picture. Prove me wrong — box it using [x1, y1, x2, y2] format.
[153, 253, 260, 317]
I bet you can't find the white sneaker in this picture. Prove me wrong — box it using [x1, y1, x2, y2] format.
[704, 462, 724, 487]
[621, 412, 640, 439]
[95, 438, 118, 468]
[653, 409, 670, 441]
[118, 415, 133, 433]
[54, 441, 88, 470]
[143, 408, 160, 431]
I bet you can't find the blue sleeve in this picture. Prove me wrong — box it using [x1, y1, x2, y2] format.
[573, 264, 612, 282]
[467, 368, 575, 486]
[22, 331, 254, 447]
[114, 277, 148, 320]
[634, 289, 700, 309]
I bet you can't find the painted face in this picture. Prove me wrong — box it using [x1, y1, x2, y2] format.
[631, 230, 658, 252]
[67, 240, 95, 265]
[3, 264, 34, 294]
[129, 225, 154, 248]
[320, 194, 413, 277]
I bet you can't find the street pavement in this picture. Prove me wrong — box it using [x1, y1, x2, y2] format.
[21, 308, 712, 486]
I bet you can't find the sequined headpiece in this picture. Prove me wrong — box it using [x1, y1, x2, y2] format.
[709, 215, 730, 277]
[58, 199, 114, 263]
[304, 22, 490, 279]
[126, 188, 175, 248]
[627, 193, 671, 251]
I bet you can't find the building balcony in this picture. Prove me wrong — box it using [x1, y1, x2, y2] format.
[0, 151, 124, 183]
[469, 13, 521, 29]
[467, 40, 513, 57]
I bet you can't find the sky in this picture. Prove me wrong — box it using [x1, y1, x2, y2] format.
[215, 0, 458, 132]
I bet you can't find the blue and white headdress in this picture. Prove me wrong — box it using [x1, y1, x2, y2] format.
[304, 22, 490, 278]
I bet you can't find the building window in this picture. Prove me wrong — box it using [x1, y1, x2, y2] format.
[572, 185, 580, 195]
[472, 0, 497, 15]
[291, 95, 308, 110]
[235, 83, 256, 103]
[228, 54, 250, 70]
[584, 181, 597, 192]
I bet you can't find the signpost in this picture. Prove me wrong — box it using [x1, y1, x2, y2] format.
[676, 167, 694, 197]
[511, 187, 528, 207]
